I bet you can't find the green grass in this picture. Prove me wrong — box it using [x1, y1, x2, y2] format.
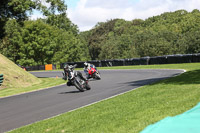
[96, 63, 199, 71]
[45, 63, 200, 71]
[8, 63, 200, 133]
[0, 78, 65, 98]
[0, 54, 66, 98]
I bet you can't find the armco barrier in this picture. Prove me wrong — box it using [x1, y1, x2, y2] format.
[74, 61, 85, 68]
[166, 54, 192, 64]
[0, 74, 3, 86]
[101, 60, 113, 67]
[25, 65, 45, 71]
[61, 53, 200, 68]
[24, 53, 200, 71]
[112, 59, 125, 66]
[181, 54, 193, 63]
[132, 58, 141, 65]
[149, 56, 167, 65]
[140, 57, 150, 65]
[124, 58, 135, 66]
[88, 60, 102, 67]
[192, 53, 200, 62]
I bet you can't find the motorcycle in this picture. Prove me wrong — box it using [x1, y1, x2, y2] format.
[63, 65, 91, 92]
[87, 67, 101, 80]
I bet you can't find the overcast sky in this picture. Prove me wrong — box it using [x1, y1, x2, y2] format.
[31, 0, 200, 31]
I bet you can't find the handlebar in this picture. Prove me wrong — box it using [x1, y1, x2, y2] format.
[74, 64, 77, 68]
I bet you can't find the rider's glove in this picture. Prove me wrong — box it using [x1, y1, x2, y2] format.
[62, 76, 67, 80]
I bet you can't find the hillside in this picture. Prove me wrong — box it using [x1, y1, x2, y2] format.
[80, 9, 200, 60]
[0, 54, 41, 89]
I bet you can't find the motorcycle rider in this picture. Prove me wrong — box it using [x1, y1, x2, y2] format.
[63, 64, 88, 86]
[83, 62, 97, 79]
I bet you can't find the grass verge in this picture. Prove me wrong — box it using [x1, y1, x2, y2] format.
[0, 78, 65, 98]
[8, 63, 200, 133]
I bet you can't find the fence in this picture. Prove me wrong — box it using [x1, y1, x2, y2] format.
[24, 53, 200, 70]
[0, 74, 3, 86]
[61, 53, 200, 68]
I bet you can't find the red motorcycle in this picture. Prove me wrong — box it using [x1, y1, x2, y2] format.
[87, 67, 101, 80]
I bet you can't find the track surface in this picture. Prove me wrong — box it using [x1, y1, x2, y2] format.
[0, 69, 183, 132]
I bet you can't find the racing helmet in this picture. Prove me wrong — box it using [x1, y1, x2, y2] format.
[84, 62, 88, 67]
[64, 64, 69, 70]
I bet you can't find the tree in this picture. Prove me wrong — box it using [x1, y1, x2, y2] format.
[0, 0, 67, 39]
[52, 32, 83, 64]
[46, 13, 79, 36]
[0, 0, 35, 38]
[0, 19, 23, 62]
[17, 20, 60, 66]
[98, 36, 120, 60]
[1, 19, 84, 66]
[81, 9, 200, 60]
[79, 31, 92, 61]
[185, 30, 200, 54]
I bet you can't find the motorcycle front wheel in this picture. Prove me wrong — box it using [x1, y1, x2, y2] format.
[74, 79, 84, 92]
[94, 72, 101, 80]
[85, 83, 91, 90]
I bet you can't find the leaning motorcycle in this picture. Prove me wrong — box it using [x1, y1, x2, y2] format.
[63, 65, 91, 92]
[87, 67, 101, 80]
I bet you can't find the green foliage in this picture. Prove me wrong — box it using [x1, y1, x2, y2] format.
[184, 30, 200, 53]
[0, 18, 83, 66]
[80, 9, 200, 60]
[46, 13, 79, 35]
[52, 30, 83, 64]
[0, 0, 84, 66]
[0, 19, 23, 62]
[0, 53, 41, 89]
[8, 63, 200, 133]
[0, 0, 35, 38]
[0, 0, 67, 39]
[18, 20, 59, 65]
[2, 7, 200, 66]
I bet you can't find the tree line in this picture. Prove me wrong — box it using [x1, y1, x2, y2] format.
[0, 0, 88, 66]
[80, 9, 200, 60]
[0, 1, 200, 66]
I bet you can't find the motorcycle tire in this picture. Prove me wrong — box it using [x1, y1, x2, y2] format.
[85, 83, 91, 90]
[94, 72, 101, 80]
[74, 79, 84, 92]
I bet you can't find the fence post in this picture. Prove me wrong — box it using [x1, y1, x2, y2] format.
[0, 74, 4, 86]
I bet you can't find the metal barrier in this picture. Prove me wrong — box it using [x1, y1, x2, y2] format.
[0, 74, 3, 86]
[23, 53, 200, 70]
[61, 53, 200, 68]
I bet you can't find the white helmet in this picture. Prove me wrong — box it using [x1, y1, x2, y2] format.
[84, 62, 88, 67]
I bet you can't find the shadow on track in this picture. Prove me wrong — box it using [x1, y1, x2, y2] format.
[122, 69, 200, 87]
[58, 90, 81, 94]
[121, 77, 171, 87]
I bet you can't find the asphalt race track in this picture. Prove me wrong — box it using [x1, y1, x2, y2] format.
[0, 69, 184, 132]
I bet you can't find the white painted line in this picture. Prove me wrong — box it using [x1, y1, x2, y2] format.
[8, 69, 186, 132]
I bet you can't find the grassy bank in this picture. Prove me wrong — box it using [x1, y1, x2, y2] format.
[0, 54, 66, 98]
[9, 63, 200, 133]
[0, 78, 65, 98]
[0, 54, 41, 89]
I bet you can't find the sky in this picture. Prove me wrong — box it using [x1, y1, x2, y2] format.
[31, 0, 200, 31]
